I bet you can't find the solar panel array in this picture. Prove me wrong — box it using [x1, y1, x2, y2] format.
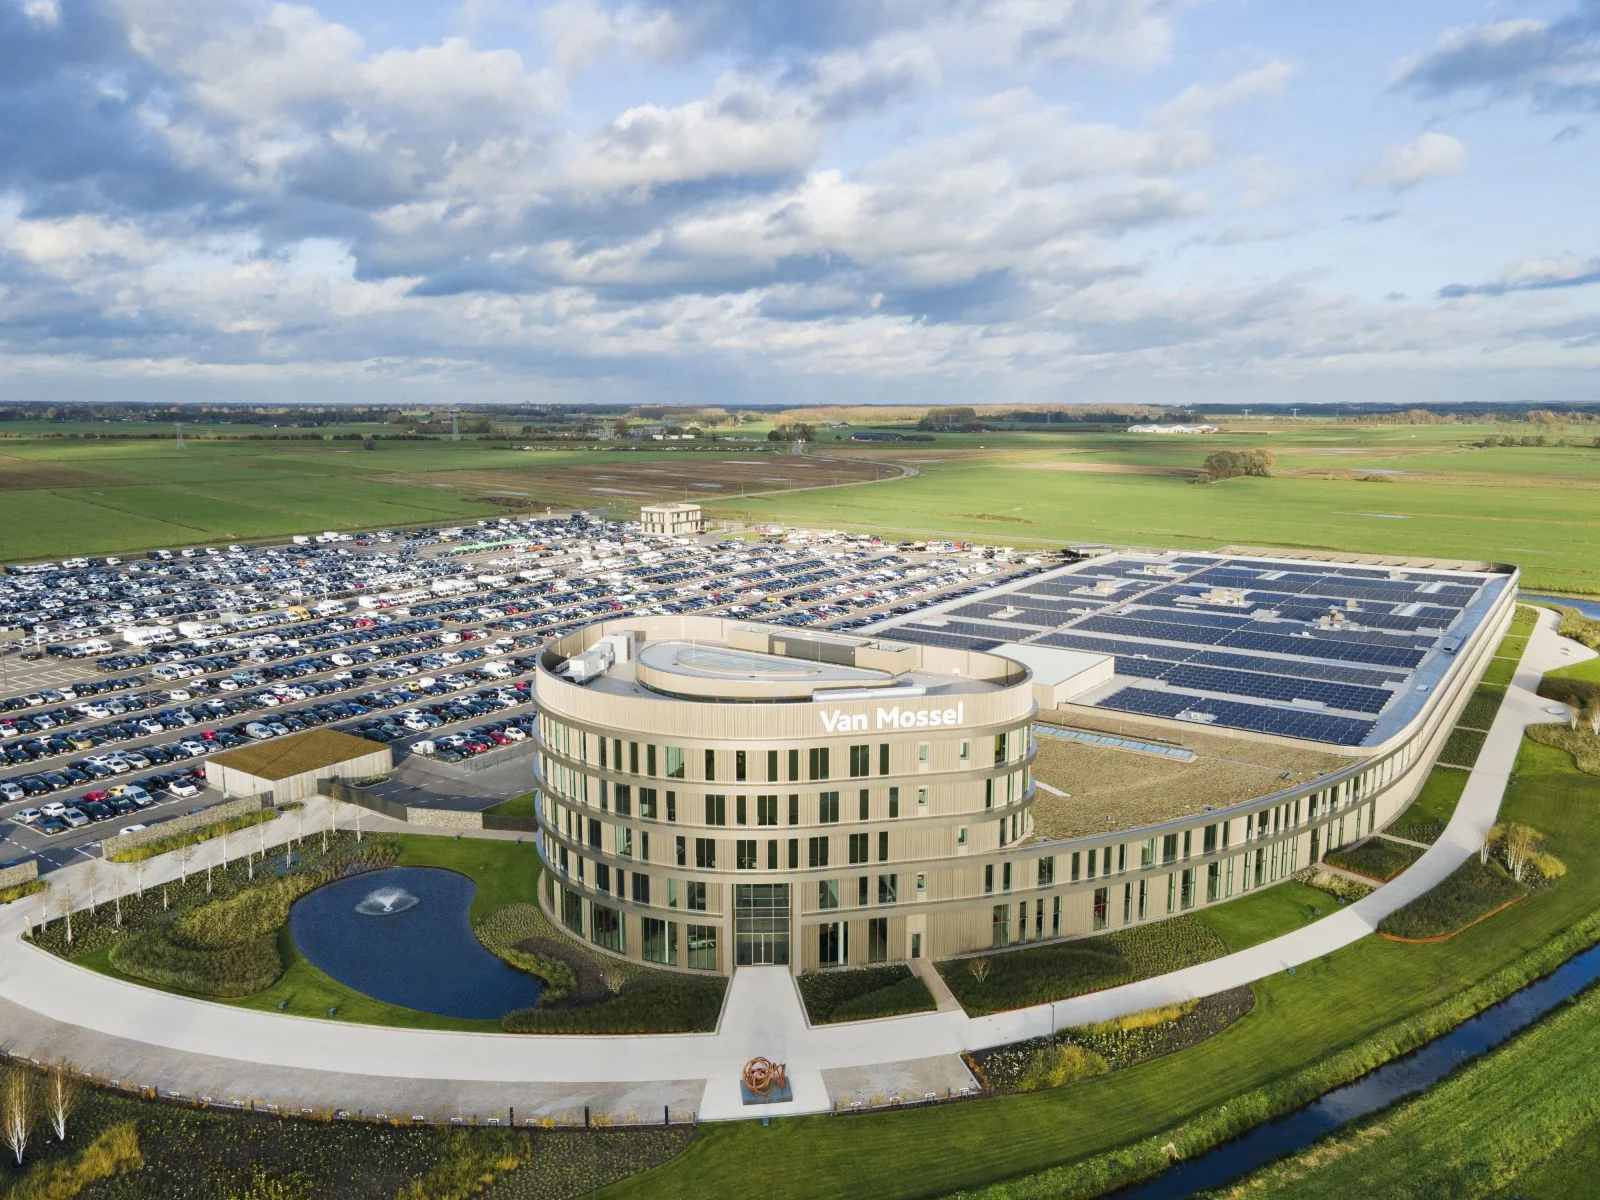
[882, 552, 1495, 748]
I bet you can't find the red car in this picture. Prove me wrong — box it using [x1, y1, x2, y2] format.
[81, 789, 110, 804]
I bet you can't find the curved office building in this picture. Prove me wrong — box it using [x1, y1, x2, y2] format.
[532, 551, 1516, 975]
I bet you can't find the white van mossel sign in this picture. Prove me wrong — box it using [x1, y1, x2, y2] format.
[819, 702, 965, 733]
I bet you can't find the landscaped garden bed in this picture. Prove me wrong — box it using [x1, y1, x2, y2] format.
[937, 916, 1226, 1016]
[1528, 721, 1600, 774]
[0, 1084, 693, 1200]
[1325, 836, 1424, 882]
[1457, 684, 1506, 731]
[1379, 821, 1561, 941]
[1438, 726, 1489, 769]
[969, 987, 1255, 1094]
[797, 965, 936, 1024]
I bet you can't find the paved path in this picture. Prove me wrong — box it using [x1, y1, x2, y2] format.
[0, 608, 1575, 1124]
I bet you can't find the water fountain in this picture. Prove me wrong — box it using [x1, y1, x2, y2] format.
[355, 886, 419, 916]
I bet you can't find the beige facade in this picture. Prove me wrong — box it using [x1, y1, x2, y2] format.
[639, 502, 703, 536]
[532, 575, 1516, 976]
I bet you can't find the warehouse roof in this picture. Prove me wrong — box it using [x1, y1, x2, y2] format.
[208, 729, 383, 781]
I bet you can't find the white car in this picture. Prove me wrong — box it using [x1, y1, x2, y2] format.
[121, 823, 147, 834]
[41, 802, 68, 818]
[62, 808, 89, 828]
[167, 779, 199, 799]
[15, 807, 41, 825]
[166, 689, 192, 702]
[179, 740, 208, 757]
[139, 719, 165, 736]
[0, 782, 26, 804]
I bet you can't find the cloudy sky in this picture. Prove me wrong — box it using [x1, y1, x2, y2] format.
[3, 0, 1598, 408]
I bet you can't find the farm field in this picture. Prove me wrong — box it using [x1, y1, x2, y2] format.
[710, 421, 1600, 594]
[0, 436, 877, 561]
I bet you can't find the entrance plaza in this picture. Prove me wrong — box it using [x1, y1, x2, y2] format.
[0, 562, 1549, 1125]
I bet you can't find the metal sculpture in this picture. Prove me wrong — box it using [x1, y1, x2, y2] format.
[742, 1056, 788, 1095]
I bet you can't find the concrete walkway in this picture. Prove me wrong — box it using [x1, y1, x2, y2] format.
[0, 608, 1576, 1124]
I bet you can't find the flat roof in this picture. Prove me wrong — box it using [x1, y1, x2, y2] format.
[637, 641, 891, 685]
[209, 729, 383, 781]
[872, 550, 1509, 749]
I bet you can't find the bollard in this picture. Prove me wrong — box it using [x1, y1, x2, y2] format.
[584, 1105, 590, 1129]
[663, 1104, 669, 1127]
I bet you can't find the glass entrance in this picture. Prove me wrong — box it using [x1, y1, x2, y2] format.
[735, 883, 790, 965]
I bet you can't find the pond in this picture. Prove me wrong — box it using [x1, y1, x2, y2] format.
[1523, 593, 1600, 621]
[289, 866, 543, 1020]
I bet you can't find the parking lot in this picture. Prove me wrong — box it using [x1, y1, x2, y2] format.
[0, 514, 1053, 871]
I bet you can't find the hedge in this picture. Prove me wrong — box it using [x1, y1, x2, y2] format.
[502, 973, 727, 1034]
[798, 965, 936, 1024]
[109, 928, 284, 997]
[105, 807, 279, 863]
[1325, 837, 1424, 882]
[1377, 856, 1528, 941]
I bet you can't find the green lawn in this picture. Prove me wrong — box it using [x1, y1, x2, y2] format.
[484, 792, 539, 819]
[599, 734, 1600, 1200]
[1194, 881, 1339, 951]
[1388, 767, 1470, 844]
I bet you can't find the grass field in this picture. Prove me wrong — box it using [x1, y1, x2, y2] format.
[598, 732, 1600, 1200]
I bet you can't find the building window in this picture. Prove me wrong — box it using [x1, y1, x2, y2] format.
[757, 795, 778, 826]
[704, 748, 715, 781]
[665, 746, 684, 779]
[917, 787, 928, 809]
[991, 904, 1009, 948]
[818, 879, 839, 910]
[859, 789, 870, 820]
[788, 748, 800, 782]
[561, 888, 584, 935]
[1167, 872, 1177, 914]
[878, 831, 889, 862]
[686, 925, 717, 970]
[587, 819, 601, 850]
[666, 791, 677, 822]
[848, 832, 869, 864]
[1123, 882, 1132, 924]
[767, 749, 779, 782]
[867, 917, 889, 963]
[695, 837, 716, 870]
[1181, 868, 1196, 910]
[918, 742, 930, 765]
[615, 827, 632, 858]
[995, 733, 1006, 764]
[877, 874, 898, 905]
[788, 838, 798, 869]
[736, 795, 747, 826]
[704, 795, 726, 826]
[629, 742, 639, 774]
[819, 791, 840, 823]
[1207, 861, 1221, 902]
[879, 743, 890, 775]
[1203, 823, 1218, 854]
[808, 747, 830, 780]
[1087, 847, 1096, 880]
[631, 872, 650, 905]
[1052, 895, 1061, 937]
[737, 840, 757, 870]
[1162, 833, 1178, 864]
[858, 876, 869, 907]
[1137, 878, 1148, 921]
[1141, 837, 1156, 868]
[788, 794, 799, 825]
[767, 839, 778, 870]
[735, 750, 747, 782]
[1002, 861, 1012, 891]
[642, 917, 674, 965]
[639, 788, 657, 820]
[984, 863, 994, 894]
[646, 744, 657, 776]
[808, 836, 830, 868]
[675, 836, 686, 867]
[1182, 829, 1192, 860]
[957, 825, 968, 846]
[590, 903, 624, 953]
[817, 922, 844, 966]
[959, 740, 970, 763]
[1093, 887, 1108, 931]
[888, 787, 899, 818]
[916, 873, 927, 894]
[849, 744, 870, 777]
[1037, 856, 1055, 887]
[615, 785, 632, 817]
[686, 881, 707, 911]
[667, 878, 678, 908]
[1071, 852, 1080, 882]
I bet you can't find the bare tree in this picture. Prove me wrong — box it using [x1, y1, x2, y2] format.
[134, 859, 145, 899]
[43, 1063, 80, 1143]
[178, 844, 193, 884]
[1585, 697, 1600, 736]
[83, 864, 99, 915]
[1504, 823, 1537, 883]
[1, 1066, 37, 1165]
[60, 889, 73, 947]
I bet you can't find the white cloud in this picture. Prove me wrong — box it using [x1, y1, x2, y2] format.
[1153, 61, 1296, 125]
[1359, 132, 1466, 190]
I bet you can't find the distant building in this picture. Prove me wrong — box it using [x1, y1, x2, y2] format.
[849, 431, 903, 442]
[1127, 423, 1218, 434]
[640, 502, 704, 536]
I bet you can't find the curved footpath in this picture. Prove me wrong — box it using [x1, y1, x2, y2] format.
[0, 609, 1578, 1125]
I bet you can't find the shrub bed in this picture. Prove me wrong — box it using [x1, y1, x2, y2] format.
[1527, 722, 1600, 775]
[1458, 685, 1506, 731]
[971, 988, 1254, 1094]
[1325, 837, 1424, 882]
[798, 965, 936, 1024]
[109, 928, 283, 997]
[1297, 866, 1374, 905]
[1378, 856, 1528, 940]
[502, 972, 727, 1034]
[938, 917, 1226, 1016]
[1387, 767, 1470, 844]
[105, 807, 279, 863]
[0, 878, 45, 905]
[1438, 726, 1488, 768]
[475, 903, 580, 1004]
